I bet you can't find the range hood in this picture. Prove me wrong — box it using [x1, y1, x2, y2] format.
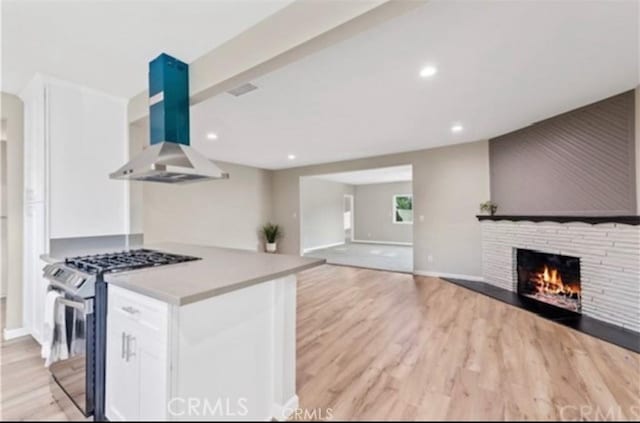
[110, 54, 228, 183]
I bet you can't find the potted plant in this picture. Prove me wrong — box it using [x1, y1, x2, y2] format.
[262, 223, 281, 253]
[480, 201, 498, 216]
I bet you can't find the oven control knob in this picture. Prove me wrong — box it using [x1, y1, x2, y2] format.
[74, 277, 86, 288]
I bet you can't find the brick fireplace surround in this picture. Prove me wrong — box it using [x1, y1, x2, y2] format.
[478, 216, 640, 333]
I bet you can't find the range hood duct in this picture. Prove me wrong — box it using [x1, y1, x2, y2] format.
[110, 54, 228, 183]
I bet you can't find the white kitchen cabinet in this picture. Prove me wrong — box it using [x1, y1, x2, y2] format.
[106, 285, 169, 422]
[20, 75, 129, 341]
[22, 202, 48, 343]
[21, 80, 47, 204]
[105, 276, 297, 421]
[106, 309, 141, 420]
[20, 75, 128, 239]
[47, 82, 128, 238]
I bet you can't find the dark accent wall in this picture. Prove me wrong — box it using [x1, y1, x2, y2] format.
[490, 90, 636, 215]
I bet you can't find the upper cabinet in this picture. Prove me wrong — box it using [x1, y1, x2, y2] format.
[21, 78, 47, 204]
[47, 82, 128, 238]
[21, 76, 129, 238]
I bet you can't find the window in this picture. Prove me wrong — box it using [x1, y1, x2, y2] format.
[393, 194, 413, 224]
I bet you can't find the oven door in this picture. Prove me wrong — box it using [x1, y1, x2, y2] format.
[49, 295, 95, 417]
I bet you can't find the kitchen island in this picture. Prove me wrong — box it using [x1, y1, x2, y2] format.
[101, 243, 324, 421]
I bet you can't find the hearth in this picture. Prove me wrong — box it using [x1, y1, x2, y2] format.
[516, 249, 581, 313]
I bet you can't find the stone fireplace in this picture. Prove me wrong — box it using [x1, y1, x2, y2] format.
[479, 216, 640, 333]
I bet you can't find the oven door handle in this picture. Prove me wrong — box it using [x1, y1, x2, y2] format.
[56, 297, 94, 316]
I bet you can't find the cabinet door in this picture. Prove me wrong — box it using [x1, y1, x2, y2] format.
[22, 81, 47, 203]
[138, 336, 168, 420]
[23, 202, 47, 343]
[106, 286, 169, 421]
[105, 311, 140, 421]
[47, 82, 128, 238]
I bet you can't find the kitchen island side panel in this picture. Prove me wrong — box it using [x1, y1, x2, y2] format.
[172, 276, 297, 421]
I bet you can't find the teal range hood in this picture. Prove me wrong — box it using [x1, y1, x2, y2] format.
[110, 54, 228, 183]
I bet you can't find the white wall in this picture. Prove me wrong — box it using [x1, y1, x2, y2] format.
[300, 177, 353, 252]
[354, 181, 412, 244]
[273, 140, 490, 278]
[1, 92, 24, 330]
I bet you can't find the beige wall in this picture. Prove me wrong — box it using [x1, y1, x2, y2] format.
[138, 136, 488, 277]
[636, 87, 639, 214]
[1, 92, 24, 330]
[142, 161, 273, 252]
[300, 177, 353, 252]
[354, 181, 413, 244]
[272, 140, 490, 278]
[0, 140, 7, 297]
[128, 121, 145, 234]
[130, 117, 273, 252]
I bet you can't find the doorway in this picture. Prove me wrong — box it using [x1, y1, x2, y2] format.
[343, 194, 354, 243]
[300, 165, 413, 273]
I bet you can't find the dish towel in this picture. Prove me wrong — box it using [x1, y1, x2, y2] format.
[42, 291, 69, 367]
[69, 308, 86, 356]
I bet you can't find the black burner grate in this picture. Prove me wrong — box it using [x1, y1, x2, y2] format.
[64, 249, 200, 274]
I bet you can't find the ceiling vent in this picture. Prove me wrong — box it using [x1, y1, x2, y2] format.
[227, 82, 258, 97]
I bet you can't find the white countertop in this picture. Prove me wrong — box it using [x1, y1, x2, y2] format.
[42, 242, 325, 305]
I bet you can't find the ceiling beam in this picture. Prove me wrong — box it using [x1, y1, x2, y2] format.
[128, 0, 426, 123]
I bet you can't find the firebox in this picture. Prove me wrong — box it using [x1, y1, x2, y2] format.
[516, 249, 581, 313]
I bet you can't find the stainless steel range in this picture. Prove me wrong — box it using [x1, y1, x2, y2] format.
[43, 249, 200, 420]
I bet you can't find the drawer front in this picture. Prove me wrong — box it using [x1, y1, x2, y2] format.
[108, 285, 169, 339]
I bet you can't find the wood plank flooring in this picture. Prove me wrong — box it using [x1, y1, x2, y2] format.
[295, 265, 640, 421]
[1, 265, 638, 421]
[0, 299, 68, 421]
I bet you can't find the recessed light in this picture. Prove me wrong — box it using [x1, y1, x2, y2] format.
[287, 154, 296, 160]
[206, 132, 218, 140]
[451, 124, 463, 133]
[419, 65, 438, 78]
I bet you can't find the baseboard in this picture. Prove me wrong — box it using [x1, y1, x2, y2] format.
[352, 239, 413, 246]
[413, 270, 484, 282]
[272, 394, 299, 421]
[303, 242, 345, 253]
[3, 326, 30, 340]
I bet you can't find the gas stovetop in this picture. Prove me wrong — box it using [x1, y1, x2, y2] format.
[44, 249, 201, 298]
[64, 248, 200, 274]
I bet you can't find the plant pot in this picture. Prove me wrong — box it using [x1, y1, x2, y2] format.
[266, 242, 277, 253]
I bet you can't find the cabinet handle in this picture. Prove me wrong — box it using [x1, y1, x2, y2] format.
[121, 332, 126, 359]
[125, 335, 136, 362]
[121, 306, 139, 315]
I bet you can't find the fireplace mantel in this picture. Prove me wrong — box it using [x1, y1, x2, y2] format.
[476, 215, 640, 225]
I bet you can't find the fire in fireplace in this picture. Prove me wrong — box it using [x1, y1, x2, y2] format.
[516, 249, 581, 313]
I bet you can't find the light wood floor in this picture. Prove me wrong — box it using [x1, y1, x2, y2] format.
[1, 266, 639, 421]
[295, 265, 639, 421]
[0, 299, 68, 420]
